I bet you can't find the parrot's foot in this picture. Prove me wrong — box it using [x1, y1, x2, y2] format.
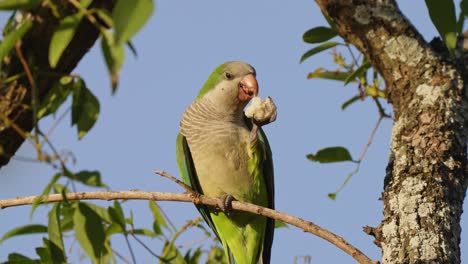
[218, 194, 237, 214]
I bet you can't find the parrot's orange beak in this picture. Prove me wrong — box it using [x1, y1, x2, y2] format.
[238, 74, 258, 102]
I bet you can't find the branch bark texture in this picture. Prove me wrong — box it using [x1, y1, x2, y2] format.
[315, 1, 468, 263]
[0, 0, 115, 168]
[0, 190, 378, 264]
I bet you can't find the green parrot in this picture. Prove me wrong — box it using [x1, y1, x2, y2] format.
[176, 61, 275, 264]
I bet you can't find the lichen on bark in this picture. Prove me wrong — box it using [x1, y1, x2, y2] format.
[316, 0, 468, 263]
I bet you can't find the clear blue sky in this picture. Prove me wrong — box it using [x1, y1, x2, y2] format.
[1, 1, 466, 263]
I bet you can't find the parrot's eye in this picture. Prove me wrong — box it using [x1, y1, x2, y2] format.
[224, 72, 233, 80]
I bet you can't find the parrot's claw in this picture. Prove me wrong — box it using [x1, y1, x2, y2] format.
[250, 124, 259, 142]
[219, 194, 237, 214]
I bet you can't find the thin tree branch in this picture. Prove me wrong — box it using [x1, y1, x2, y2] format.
[357, 116, 383, 162]
[112, 248, 131, 264]
[123, 234, 136, 264]
[0, 188, 378, 264]
[130, 233, 162, 260]
[155, 170, 194, 193]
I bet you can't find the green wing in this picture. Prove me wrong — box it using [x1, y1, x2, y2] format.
[175, 133, 220, 239]
[244, 118, 275, 264]
[176, 118, 275, 263]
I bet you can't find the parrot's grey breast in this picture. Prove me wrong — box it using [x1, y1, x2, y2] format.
[180, 99, 255, 199]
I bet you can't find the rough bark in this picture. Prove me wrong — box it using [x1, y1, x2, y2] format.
[316, 0, 468, 263]
[0, 0, 115, 168]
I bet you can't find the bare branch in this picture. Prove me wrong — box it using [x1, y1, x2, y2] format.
[155, 170, 194, 193]
[0, 188, 378, 264]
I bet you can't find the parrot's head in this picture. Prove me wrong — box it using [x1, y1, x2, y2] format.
[196, 61, 258, 114]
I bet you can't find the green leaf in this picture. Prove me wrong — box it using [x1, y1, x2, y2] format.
[108, 201, 126, 231]
[35, 247, 51, 263]
[127, 41, 138, 57]
[71, 79, 100, 139]
[126, 209, 134, 225]
[3, 253, 40, 264]
[302, 26, 337, 44]
[149, 201, 169, 232]
[37, 76, 73, 118]
[49, 13, 84, 68]
[101, 30, 124, 93]
[130, 228, 156, 237]
[42, 173, 61, 195]
[341, 95, 361, 110]
[365, 86, 385, 98]
[83, 202, 112, 224]
[30, 172, 61, 216]
[206, 246, 227, 264]
[48, 203, 65, 255]
[159, 241, 187, 264]
[0, 0, 41, 10]
[344, 60, 372, 85]
[300, 41, 340, 63]
[307, 68, 350, 82]
[322, 12, 337, 31]
[328, 193, 337, 200]
[306, 146, 354, 163]
[274, 220, 288, 229]
[59, 205, 75, 232]
[41, 238, 66, 264]
[0, 19, 32, 69]
[94, 8, 113, 27]
[184, 247, 202, 264]
[113, 0, 155, 45]
[1, 224, 47, 242]
[444, 32, 457, 51]
[52, 183, 71, 195]
[425, 0, 457, 51]
[462, 0, 468, 17]
[105, 222, 124, 237]
[74, 0, 93, 12]
[73, 203, 107, 263]
[68, 170, 106, 187]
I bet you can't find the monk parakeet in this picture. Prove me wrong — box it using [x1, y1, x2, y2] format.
[176, 61, 275, 264]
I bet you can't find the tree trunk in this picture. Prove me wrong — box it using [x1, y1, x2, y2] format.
[0, 0, 114, 168]
[316, 0, 468, 263]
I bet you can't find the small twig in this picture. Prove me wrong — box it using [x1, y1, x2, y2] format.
[44, 106, 71, 143]
[0, 185, 378, 264]
[373, 98, 391, 119]
[14, 42, 40, 154]
[68, 0, 105, 33]
[346, 44, 359, 69]
[124, 234, 136, 264]
[330, 116, 384, 198]
[131, 233, 162, 260]
[68, 0, 98, 24]
[0, 111, 32, 143]
[357, 116, 383, 162]
[155, 170, 194, 193]
[112, 249, 131, 264]
[178, 235, 211, 249]
[160, 217, 204, 260]
[176, 217, 204, 238]
[38, 130, 66, 165]
[11, 155, 44, 163]
[154, 202, 177, 232]
[331, 163, 360, 198]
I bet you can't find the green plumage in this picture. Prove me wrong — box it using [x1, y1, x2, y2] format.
[176, 61, 274, 264]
